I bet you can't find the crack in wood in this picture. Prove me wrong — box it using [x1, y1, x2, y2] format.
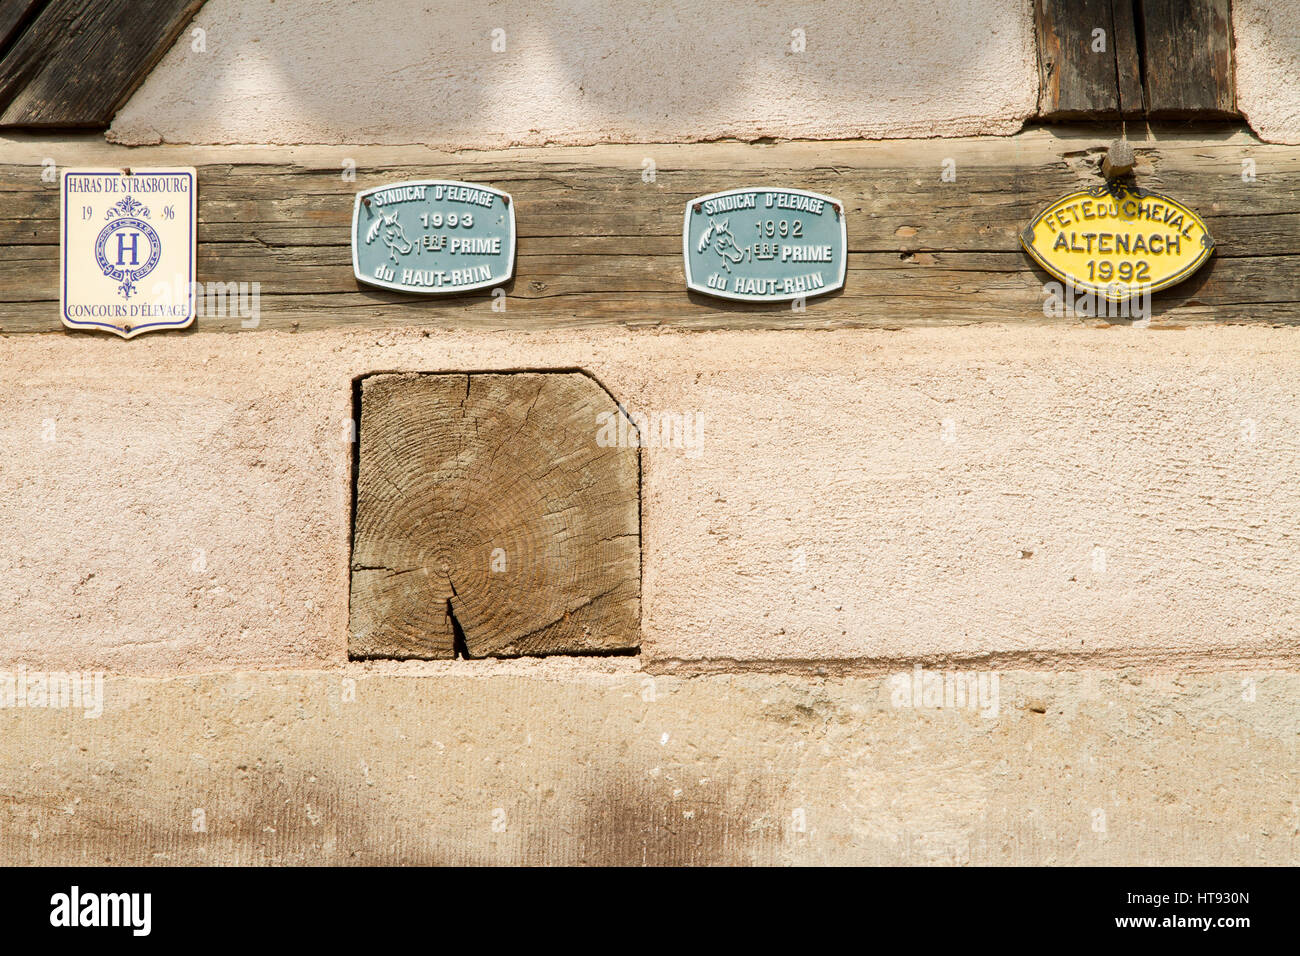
[349, 372, 640, 660]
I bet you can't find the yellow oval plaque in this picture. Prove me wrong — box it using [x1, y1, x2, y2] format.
[1020, 182, 1213, 301]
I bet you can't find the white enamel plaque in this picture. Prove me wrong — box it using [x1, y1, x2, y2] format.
[60, 168, 197, 338]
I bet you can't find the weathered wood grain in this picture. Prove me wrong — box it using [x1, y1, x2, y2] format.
[1036, 0, 1135, 117]
[1111, 0, 1145, 115]
[0, 131, 1296, 330]
[1140, 0, 1237, 116]
[0, 0, 204, 127]
[0, 0, 44, 55]
[349, 372, 640, 660]
[1037, 0, 1237, 119]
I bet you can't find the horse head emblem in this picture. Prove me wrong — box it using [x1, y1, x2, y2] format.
[698, 217, 745, 273]
[365, 211, 413, 261]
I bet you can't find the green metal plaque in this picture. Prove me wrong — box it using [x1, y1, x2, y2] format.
[351, 180, 515, 294]
[683, 188, 846, 302]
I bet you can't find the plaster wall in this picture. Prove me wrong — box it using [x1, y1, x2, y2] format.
[2, 325, 1298, 674]
[0, 666, 1294, 865]
[1233, 0, 1300, 145]
[108, 0, 1039, 147]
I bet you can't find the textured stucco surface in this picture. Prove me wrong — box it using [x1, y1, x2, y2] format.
[2, 325, 1299, 673]
[108, 0, 1037, 147]
[1233, 0, 1300, 145]
[0, 666, 1295, 865]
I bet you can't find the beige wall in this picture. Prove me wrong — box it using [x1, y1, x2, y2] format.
[108, 0, 1300, 147]
[11, 2, 1300, 862]
[4, 322, 1297, 863]
[108, 0, 1038, 146]
[1234, 0, 1300, 144]
[2, 666, 1296, 864]
[3, 325, 1299, 674]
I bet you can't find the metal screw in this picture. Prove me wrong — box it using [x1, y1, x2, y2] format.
[693, 203, 701, 213]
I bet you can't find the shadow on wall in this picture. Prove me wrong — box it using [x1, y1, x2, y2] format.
[0, 763, 799, 865]
[108, 0, 1038, 146]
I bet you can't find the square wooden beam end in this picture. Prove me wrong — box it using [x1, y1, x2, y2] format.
[349, 372, 640, 660]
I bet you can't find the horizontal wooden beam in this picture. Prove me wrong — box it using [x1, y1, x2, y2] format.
[0, 129, 1296, 332]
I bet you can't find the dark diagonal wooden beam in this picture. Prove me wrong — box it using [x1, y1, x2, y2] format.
[0, 0, 205, 128]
